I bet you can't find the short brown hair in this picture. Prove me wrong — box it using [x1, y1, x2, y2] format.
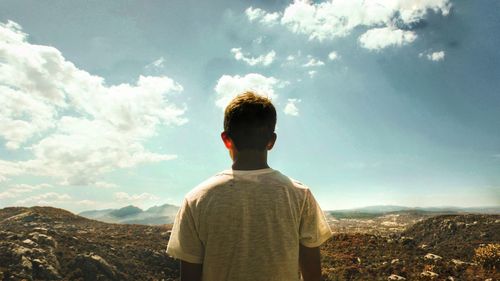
[224, 91, 277, 150]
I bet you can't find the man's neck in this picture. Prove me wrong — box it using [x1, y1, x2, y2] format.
[232, 150, 269, 170]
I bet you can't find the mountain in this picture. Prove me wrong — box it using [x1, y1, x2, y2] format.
[79, 204, 500, 226]
[335, 205, 412, 213]
[109, 205, 142, 218]
[329, 205, 500, 214]
[0, 206, 178, 280]
[79, 204, 179, 225]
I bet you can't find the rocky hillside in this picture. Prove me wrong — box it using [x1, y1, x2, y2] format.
[0, 207, 178, 281]
[403, 214, 499, 260]
[321, 214, 500, 280]
[1, 207, 498, 281]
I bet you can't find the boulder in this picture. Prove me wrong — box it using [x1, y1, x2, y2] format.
[0, 231, 16, 239]
[11, 244, 33, 257]
[29, 232, 57, 248]
[22, 239, 38, 247]
[32, 227, 48, 232]
[419, 244, 429, 250]
[388, 274, 406, 280]
[31, 248, 60, 271]
[424, 253, 442, 261]
[71, 253, 125, 281]
[398, 236, 415, 247]
[32, 258, 61, 280]
[421, 270, 439, 278]
[451, 258, 467, 266]
[21, 256, 32, 271]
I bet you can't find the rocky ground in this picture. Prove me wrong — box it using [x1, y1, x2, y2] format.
[321, 214, 500, 280]
[326, 211, 435, 235]
[0, 207, 498, 281]
[0, 207, 178, 281]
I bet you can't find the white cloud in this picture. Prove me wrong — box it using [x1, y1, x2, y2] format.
[94, 181, 118, 189]
[245, 7, 280, 26]
[247, 0, 451, 48]
[302, 57, 325, 67]
[0, 21, 187, 185]
[114, 192, 160, 206]
[15, 192, 71, 206]
[214, 73, 285, 109]
[328, 51, 339, 61]
[0, 160, 23, 183]
[427, 51, 445, 61]
[284, 99, 301, 116]
[308, 70, 317, 78]
[359, 27, 417, 50]
[0, 192, 17, 200]
[0, 183, 52, 200]
[75, 199, 99, 207]
[146, 56, 165, 69]
[419, 50, 446, 61]
[230, 47, 276, 66]
[397, 0, 451, 23]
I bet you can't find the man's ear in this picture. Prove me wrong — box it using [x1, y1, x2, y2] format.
[267, 132, 277, 150]
[221, 132, 233, 149]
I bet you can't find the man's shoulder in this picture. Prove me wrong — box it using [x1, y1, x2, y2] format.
[185, 171, 232, 201]
[263, 170, 311, 200]
[277, 171, 309, 192]
[288, 177, 309, 190]
[184, 169, 311, 203]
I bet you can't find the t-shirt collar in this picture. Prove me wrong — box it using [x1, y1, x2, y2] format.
[223, 167, 275, 176]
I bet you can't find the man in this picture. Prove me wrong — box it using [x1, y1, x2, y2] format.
[167, 91, 332, 281]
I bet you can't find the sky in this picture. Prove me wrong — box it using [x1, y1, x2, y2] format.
[0, 0, 499, 212]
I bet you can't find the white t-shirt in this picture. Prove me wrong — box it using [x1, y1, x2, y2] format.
[166, 168, 332, 281]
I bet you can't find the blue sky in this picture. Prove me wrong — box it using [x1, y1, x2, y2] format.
[0, 0, 499, 212]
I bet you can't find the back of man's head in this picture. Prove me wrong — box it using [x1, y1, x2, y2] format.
[224, 91, 277, 151]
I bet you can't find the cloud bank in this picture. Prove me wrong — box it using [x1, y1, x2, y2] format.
[0, 21, 187, 185]
[15, 192, 71, 206]
[0, 183, 52, 200]
[246, 0, 451, 49]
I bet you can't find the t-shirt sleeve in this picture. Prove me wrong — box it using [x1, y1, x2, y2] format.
[299, 189, 333, 248]
[166, 199, 204, 264]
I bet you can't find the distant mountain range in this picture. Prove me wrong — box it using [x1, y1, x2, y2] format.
[328, 205, 500, 214]
[79, 204, 179, 225]
[79, 204, 500, 225]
